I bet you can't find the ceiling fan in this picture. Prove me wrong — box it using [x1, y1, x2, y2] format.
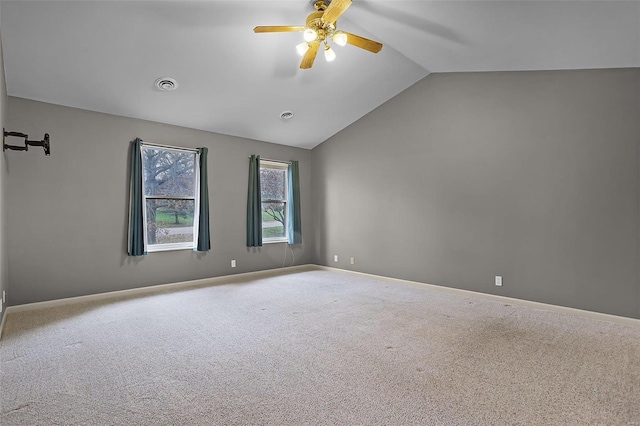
[254, 0, 383, 69]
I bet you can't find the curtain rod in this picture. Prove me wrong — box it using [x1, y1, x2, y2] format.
[141, 141, 199, 153]
[249, 156, 291, 165]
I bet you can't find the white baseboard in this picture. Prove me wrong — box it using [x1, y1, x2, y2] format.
[2, 265, 314, 318]
[1, 263, 637, 341]
[0, 310, 7, 341]
[313, 265, 640, 328]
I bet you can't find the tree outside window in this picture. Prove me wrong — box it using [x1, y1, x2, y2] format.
[142, 146, 197, 250]
[260, 161, 288, 242]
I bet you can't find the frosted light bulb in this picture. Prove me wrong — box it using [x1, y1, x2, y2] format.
[303, 28, 317, 42]
[324, 45, 336, 62]
[332, 32, 347, 46]
[296, 42, 309, 56]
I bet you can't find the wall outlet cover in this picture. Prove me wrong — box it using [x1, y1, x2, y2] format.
[495, 276, 503, 287]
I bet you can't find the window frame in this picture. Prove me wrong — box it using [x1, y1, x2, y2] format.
[260, 160, 289, 244]
[141, 144, 200, 252]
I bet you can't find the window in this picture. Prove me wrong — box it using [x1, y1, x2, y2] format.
[141, 145, 199, 251]
[260, 160, 289, 243]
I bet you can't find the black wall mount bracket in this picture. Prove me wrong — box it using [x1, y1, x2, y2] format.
[3, 128, 51, 156]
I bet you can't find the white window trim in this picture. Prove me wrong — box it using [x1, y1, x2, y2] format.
[260, 160, 289, 244]
[147, 243, 195, 252]
[141, 144, 200, 253]
[262, 237, 288, 244]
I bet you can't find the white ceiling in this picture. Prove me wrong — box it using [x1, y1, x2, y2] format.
[2, 1, 639, 149]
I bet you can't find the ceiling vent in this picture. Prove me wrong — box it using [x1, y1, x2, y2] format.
[280, 111, 294, 120]
[155, 77, 178, 91]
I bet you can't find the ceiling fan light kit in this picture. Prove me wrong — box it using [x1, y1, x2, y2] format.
[303, 28, 318, 42]
[332, 31, 348, 47]
[324, 44, 336, 62]
[296, 42, 310, 56]
[254, 0, 383, 69]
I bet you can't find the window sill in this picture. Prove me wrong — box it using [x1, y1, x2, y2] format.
[262, 239, 288, 245]
[147, 244, 194, 253]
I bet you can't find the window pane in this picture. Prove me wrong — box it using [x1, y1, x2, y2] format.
[143, 148, 196, 197]
[262, 202, 286, 239]
[260, 167, 286, 200]
[146, 199, 194, 245]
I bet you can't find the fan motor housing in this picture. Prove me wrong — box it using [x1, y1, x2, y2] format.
[306, 10, 335, 40]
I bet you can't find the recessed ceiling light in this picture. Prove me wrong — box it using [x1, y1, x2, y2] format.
[155, 77, 178, 91]
[280, 111, 294, 120]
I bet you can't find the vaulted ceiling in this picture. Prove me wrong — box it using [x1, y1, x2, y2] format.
[2, 1, 638, 149]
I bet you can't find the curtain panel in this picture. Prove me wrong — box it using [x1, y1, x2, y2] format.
[287, 160, 302, 245]
[127, 138, 146, 256]
[246, 155, 262, 247]
[195, 147, 211, 251]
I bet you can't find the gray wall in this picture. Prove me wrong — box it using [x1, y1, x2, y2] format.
[6, 97, 314, 305]
[0, 12, 8, 323]
[5, 68, 640, 320]
[312, 68, 640, 319]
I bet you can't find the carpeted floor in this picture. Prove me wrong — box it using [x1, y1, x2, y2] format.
[1, 269, 639, 425]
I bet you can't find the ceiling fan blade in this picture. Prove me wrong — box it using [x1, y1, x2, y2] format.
[254, 26, 305, 33]
[343, 32, 383, 53]
[322, 0, 352, 24]
[300, 41, 320, 69]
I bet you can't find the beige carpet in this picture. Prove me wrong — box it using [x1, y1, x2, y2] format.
[1, 270, 639, 425]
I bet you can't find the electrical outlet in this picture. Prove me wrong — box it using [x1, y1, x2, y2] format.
[495, 276, 503, 287]
[350, 257, 355, 265]
[231, 260, 236, 268]
[334, 255, 338, 263]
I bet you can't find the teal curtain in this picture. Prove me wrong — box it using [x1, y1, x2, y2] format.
[128, 138, 146, 256]
[195, 147, 211, 251]
[287, 160, 302, 244]
[247, 155, 262, 247]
